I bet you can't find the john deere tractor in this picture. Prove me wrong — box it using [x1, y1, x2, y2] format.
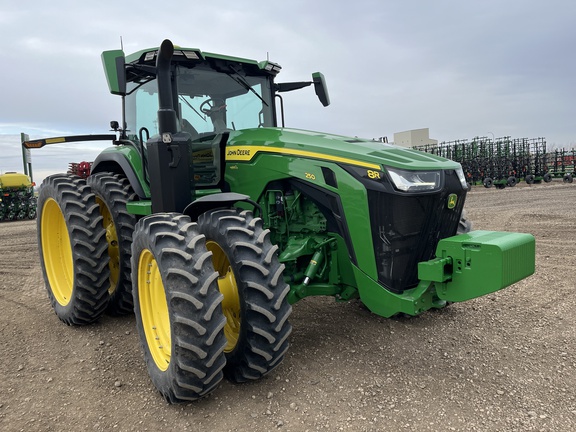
[24, 39, 535, 403]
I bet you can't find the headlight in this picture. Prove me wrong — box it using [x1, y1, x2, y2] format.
[386, 167, 441, 192]
[455, 166, 468, 189]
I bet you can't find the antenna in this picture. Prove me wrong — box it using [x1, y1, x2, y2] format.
[120, 36, 124, 51]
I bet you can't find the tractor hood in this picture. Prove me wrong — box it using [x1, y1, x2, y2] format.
[225, 128, 460, 172]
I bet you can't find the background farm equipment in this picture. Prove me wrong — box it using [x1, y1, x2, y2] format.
[0, 172, 37, 221]
[413, 136, 576, 188]
[68, 161, 93, 179]
[548, 148, 575, 183]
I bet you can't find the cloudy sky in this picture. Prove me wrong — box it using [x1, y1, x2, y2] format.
[1, 0, 575, 185]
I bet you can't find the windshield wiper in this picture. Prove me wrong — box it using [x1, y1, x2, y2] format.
[226, 66, 268, 106]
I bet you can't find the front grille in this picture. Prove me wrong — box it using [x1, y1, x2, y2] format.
[367, 170, 466, 293]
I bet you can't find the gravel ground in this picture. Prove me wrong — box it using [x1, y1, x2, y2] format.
[0, 182, 574, 432]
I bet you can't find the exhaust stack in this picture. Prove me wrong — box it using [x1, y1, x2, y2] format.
[156, 39, 178, 135]
[147, 39, 192, 213]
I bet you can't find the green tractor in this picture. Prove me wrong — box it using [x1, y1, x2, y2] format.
[24, 39, 535, 403]
[0, 172, 37, 221]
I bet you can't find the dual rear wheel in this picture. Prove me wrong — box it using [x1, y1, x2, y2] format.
[37, 172, 137, 323]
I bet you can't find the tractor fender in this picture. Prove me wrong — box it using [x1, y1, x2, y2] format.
[91, 152, 147, 199]
[183, 192, 261, 221]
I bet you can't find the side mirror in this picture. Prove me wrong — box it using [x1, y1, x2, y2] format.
[312, 72, 330, 107]
[101, 49, 126, 95]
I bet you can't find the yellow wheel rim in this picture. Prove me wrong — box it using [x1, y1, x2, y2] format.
[206, 241, 241, 353]
[95, 197, 119, 295]
[138, 249, 171, 371]
[41, 198, 73, 306]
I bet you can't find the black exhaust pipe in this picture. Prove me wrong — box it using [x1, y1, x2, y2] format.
[156, 39, 178, 134]
[147, 39, 192, 213]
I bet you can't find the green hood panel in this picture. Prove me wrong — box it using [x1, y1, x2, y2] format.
[226, 128, 460, 171]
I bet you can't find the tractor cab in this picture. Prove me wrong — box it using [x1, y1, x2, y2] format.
[101, 41, 328, 212]
[118, 47, 278, 196]
[123, 54, 278, 142]
[107, 43, 329, 140]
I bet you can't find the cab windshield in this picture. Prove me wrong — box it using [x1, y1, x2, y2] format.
[125, 64, 275, 141]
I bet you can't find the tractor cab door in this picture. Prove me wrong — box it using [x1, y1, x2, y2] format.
[125, 79, 224, 191]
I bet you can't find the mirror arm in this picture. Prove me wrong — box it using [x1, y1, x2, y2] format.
[275, 81, 312, 92]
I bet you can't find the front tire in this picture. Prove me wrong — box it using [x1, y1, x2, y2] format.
[197, 208, 292, 383]
[131, 213, 227, 403]
[37, 174, 110, 325]
[87, 172, 137, 315]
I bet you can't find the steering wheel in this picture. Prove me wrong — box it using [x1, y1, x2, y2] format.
[200, 99, 215, 115]
[200, 98, 226, 115]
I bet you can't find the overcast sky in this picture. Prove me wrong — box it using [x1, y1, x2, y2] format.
[1, 0, 575, 184]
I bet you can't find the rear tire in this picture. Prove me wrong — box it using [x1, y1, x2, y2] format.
[197, 208, 292, 383]
[131, 213, 227, 403]
[87, 172, 137, 315]
[37, 174, 110, 325]
[483, 177, 493, 188]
